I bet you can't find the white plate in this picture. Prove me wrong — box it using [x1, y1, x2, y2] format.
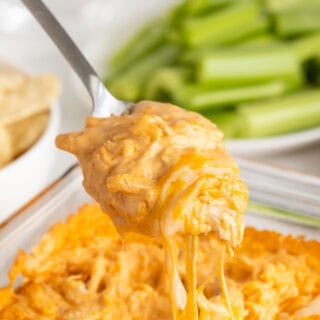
[226, 127, 320, 155]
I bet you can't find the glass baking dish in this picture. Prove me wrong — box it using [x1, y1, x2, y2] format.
[0, 163, 320, 287]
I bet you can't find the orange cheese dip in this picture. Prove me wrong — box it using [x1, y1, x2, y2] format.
[56, 101, 247, 241]
[56, 101, 247, 319]
[0, 204, 320, 320]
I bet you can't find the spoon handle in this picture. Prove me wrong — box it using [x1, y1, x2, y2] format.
[21, 0, 128, 117]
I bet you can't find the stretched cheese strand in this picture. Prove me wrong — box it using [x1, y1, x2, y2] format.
[164, 237, 187, 320]
[161, 160, 234, 320]
[183, 235, 199, 320]
[220, 244, 235, 320]
[186, 244, 233, 320]
[164, 235, 199, 320]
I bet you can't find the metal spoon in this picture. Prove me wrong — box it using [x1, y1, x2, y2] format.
[21, 0, 131, 118]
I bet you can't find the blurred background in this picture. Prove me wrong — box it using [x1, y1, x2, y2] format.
[0, 0, 319, 218]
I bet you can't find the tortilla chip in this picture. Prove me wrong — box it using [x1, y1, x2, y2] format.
[0, 74, 59, 125]
[0, 62, 26, 93]
[6, 110, 50, 158]
[0, 63, 59, 168]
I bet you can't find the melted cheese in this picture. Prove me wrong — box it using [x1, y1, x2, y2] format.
[164, 236, 187, 318]
[184, 235, 198, 320]
[220, 245, 235, 320]
[55, 101, 248, 319]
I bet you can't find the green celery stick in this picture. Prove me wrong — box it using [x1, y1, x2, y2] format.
[248, 202, 320, 228]
[181, 1, 268, 47]
[204, 110, 241, 138]
[198, 46, 303, 87]
[168, 3, 189, 28]
[110, 20, 167, 75]
[180, 46, 218, 65]
[169, 0, 235, 24]
[237, 89, 320, 137]
[181, 33, 279, 64]
[266, 0, 320, 13]
[106, 78, 141, 103]
[274, 5, 320, 37]
[173, 81, 287, 111]
[183, 0, 236, 15]
[234, 33, 279, 47]
[144, 67, 191, 100]
[291, 32, 320, 61]
[106, 45, 179, 102]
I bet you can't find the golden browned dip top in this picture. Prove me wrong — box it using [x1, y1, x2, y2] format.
[56, 101, 248, 319]
[1, 204, 320, 320]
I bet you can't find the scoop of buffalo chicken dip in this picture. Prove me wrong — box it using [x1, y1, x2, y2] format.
[56, 101, 248, 319]
[56, 101, 247, 243]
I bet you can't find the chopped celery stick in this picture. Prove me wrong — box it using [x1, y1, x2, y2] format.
[204, 110, 241, 138]
[235, 33, 279, 47]
[181, 1, 267, 47]
[274, 6, 320, 37]
[198, 47, 303, 87]
[291, 32, 320, 61]
[267, 0, 320, 12]
[144, 67, 191, 100]
[168, 3, 188, 26]
[107, 45, 179, 101]
[238, 89, 320, 137]
[181, 34, 279, 64]
[181, 47, 218, 64]
[248, 201, 320, 228]
[110, 20, 167, 76]
[183, 0, 236, 15]
[173, 81, 286, 110]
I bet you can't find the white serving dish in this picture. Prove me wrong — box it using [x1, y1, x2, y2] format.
[0, 101, 61, 219]
[226, 127, 320, 155]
